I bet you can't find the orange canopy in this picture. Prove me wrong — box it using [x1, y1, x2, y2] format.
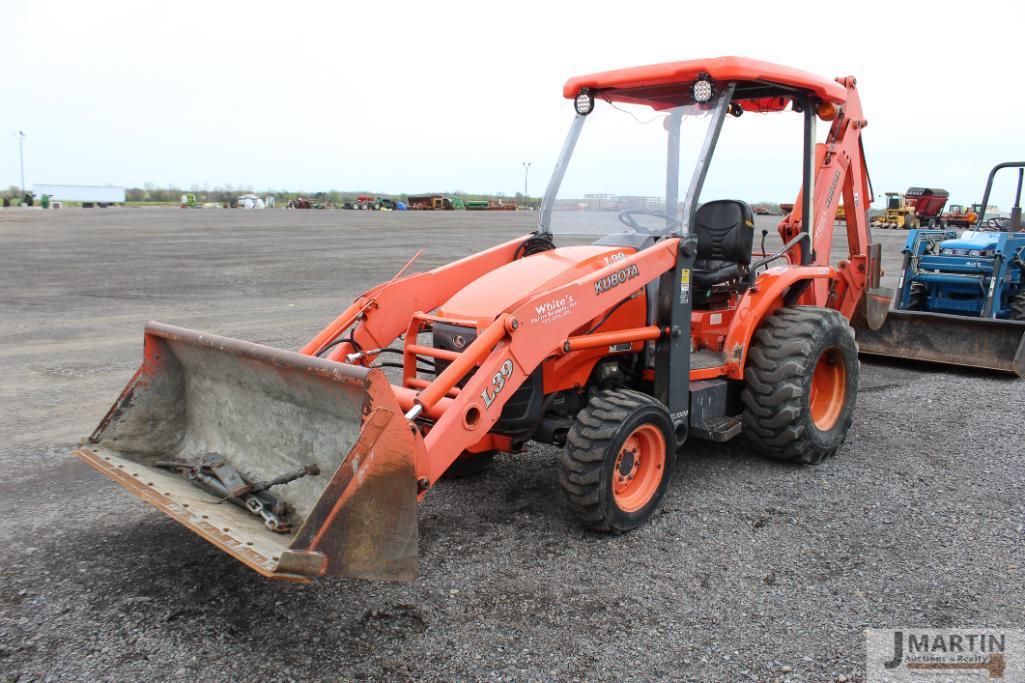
[563, 56, 847, 111]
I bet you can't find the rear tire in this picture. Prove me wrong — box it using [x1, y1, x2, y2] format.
[1010, 290, 1025, 321]
[560, 389, 675, 533]
[741, 306, 858, 465]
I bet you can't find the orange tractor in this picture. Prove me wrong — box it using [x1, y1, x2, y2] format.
[75, 57, 890, 583]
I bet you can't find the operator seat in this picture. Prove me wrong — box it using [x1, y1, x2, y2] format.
[692, 200, 755, 302]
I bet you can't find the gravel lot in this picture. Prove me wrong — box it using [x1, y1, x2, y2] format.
[1, 208, 1022, 682]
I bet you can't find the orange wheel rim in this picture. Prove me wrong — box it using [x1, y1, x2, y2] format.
[612, 424, 666, 513]
[809, 347, 846, 431]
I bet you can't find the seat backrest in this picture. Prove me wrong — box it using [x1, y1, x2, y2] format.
[694, 200, 755, 265]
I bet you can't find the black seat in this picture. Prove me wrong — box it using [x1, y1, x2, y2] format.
[692, 200, 754, 292]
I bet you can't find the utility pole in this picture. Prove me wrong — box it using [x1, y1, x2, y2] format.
[13, 131, 26, 193]
[522, 161, 531, 207]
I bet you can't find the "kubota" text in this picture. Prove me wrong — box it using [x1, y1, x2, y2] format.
[595, 264, 640, 295]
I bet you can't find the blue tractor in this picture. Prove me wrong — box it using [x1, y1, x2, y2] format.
[894, 228, 1025, 318]
[857, 162, 1025, 376]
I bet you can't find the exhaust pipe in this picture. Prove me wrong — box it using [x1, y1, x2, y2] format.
[74, 322, 421, 582]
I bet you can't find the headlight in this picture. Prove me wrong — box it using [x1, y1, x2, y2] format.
[969, 250, 981, 256]
[691, 74, 715, 103]
[574, 89, 595, 116]
[941, 248, 953, 255]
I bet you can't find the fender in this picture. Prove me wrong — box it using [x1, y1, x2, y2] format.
[722, 265, 836, 379]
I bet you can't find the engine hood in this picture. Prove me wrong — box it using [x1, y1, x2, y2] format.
[940, 231, 999, 252]
[437, 244, 636, 325]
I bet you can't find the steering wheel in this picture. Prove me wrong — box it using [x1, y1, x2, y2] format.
[982, 216, 1008, 232]
[617, 209, 683, 235]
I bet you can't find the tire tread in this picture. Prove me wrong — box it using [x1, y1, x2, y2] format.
[560, 389, 667, 532]
[741, 306, 856, 465]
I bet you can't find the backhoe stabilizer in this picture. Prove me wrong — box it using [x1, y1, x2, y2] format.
[857, 287, 896, 332]
[73, 322, 420, 582]
[853, 309, 1025, 377]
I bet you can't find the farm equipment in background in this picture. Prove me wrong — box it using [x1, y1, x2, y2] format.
[373, 198, 398, 211]
[488, 199, 518, 210]
[342, 195, 406, 210]
[350, 195, 375, 210]
[287, 197, 316, 209]
[407, 195, 467, 210]
[856, 162, 1025, 376]
[465, 199, 518, 210]
[180, 193, 200, 208]
[872, 191, 919, 229]
[940, 203, 981, 228]
[237, 194, 271, 209]
[904, 187, 949, 227]
[74, 57, 889, 583]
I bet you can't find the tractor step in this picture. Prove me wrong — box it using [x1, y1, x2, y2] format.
[690, 415, 742, 442]
[691, 349, 725, 370]
[688, 379, 741, 442]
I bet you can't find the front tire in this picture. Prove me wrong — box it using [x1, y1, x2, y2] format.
[905, 282, 928, 310]
[560, 389, 675, 533]
[1009, 290, 1025, 321]
[741, 306, 858, 465]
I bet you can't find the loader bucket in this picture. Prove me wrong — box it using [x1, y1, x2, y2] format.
[854, 309, 1025, 377]
[73, 322, 420, 582]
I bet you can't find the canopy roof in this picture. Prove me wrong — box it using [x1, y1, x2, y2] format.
[563, 56, 848, 111]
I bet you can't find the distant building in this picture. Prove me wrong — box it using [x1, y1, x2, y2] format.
[33, 184, 125, 206]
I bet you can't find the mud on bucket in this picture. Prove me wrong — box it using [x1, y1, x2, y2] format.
[74, 322, 420, 582]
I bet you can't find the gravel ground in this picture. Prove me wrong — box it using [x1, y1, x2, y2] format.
[0, 208, 1022, 682]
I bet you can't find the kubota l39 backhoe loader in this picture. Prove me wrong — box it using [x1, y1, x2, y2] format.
[75, 57, 891, 582]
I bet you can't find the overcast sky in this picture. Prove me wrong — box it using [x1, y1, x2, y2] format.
[4, 0, 1024, 207]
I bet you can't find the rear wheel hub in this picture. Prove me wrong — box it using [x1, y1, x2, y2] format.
[809, 347, 847, 431]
